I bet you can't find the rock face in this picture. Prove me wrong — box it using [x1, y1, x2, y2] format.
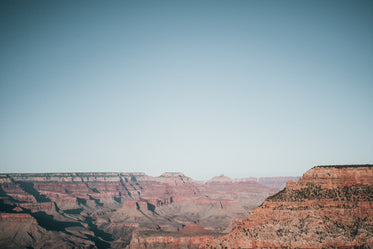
[127, 223, 216, 249]
[0, 172, 291, 249]
[201, 165, 373, 249]
[127, 232, 214, 249]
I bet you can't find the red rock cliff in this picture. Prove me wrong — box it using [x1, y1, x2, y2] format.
[201, 165, 373, 249]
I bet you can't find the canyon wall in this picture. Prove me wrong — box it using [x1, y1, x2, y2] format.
[201, 165, 373, 249]
[0, 172, 290, 248]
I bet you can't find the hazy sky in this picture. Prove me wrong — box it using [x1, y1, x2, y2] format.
[1, 0, 372, 180]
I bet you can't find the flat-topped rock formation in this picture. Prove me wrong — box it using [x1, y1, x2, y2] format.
[200, 165, 373, 249]
[298, 164, 373, 188]
[0, 171, 292, 248]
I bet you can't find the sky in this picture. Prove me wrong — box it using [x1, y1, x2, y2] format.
[0, 0, 372, 180]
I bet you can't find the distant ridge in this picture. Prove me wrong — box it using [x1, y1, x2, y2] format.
[0, 170, 285, 248]
[315, 164, 373, 168]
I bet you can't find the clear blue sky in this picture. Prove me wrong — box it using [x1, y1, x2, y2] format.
[1, 0, 372, 180]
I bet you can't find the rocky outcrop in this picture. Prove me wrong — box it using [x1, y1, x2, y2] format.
[0, 213, 37, 223]
[127, 225, 220, 249]
[200, 165, 373, 249]
[0, 212, 96, 249]
[127, 233, 214, 249]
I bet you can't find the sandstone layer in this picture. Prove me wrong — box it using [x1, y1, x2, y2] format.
[201, 165, 373, 249]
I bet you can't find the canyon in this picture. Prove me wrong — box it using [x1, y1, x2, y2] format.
[0, 172, 295, 248]
[201, 165, 373, 249]
[2, 165, 371, 249]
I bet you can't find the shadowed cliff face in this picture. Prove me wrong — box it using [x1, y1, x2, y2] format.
[0, 172, 291, 249]
[200, 165, 373, 249]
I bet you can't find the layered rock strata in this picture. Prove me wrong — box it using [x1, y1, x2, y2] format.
[0, 172, 291, 248]
[201, 165, 373, 249]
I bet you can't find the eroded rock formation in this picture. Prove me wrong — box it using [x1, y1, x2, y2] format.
[0, 172, 290, 248]
[201, 165, 373, 249]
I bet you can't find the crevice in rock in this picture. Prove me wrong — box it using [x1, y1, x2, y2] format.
[84, 216, 113, 249]
[16, 181, 51, 203]
[120, 177, 133, 198]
